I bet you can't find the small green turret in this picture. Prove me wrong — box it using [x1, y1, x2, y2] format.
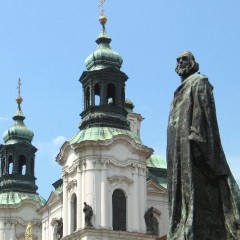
[0, 79, 38, 194]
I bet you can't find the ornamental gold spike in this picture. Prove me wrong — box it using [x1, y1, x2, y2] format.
[16, 78, 23, 109]
[99, 0, 107, 26]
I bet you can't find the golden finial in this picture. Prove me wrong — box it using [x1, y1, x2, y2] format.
[25, 222, 33, 240]
[99, 0, 107, 26]
[16, 78, 23, 109]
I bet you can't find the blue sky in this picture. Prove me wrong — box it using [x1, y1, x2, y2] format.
[0, 1, 240, 200]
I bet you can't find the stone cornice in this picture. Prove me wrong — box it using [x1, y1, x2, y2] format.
[71, 134, 153, 158]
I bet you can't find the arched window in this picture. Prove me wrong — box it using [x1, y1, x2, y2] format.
[71, 193, 77, 233]
[94, 84, 101, 105]
[107, 84, 116, 106]
[8, 156, 13, 174]
[112, 189, 126, 231]
[85, 87, 90, 108]
[18, 155, 27, 175]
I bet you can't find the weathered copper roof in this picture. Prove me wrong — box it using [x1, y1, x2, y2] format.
[69, 126, 143, 145]
[0, 192, 46, 206]
[147, 154, 167, 169]
[85, 26, 123, 71]
[3, 108, 34, 145]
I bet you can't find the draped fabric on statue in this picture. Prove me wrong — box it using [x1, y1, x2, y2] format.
[167, 73, 240, 240]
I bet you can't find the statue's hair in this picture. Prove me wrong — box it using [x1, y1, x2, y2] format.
[176, 51, 199, 74]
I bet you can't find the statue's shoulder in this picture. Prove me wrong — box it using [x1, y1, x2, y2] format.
[190, 72, 208, 82]
[190, 73, 213, 92]
[189, 73, 210, 86]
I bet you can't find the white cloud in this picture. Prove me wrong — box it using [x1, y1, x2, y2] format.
[52, 135, 67, 146]
[34, 135, 67, 164]
[0, 117, 9, 121]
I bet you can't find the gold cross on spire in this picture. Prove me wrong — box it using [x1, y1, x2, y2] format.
[99, 0, 107, 26]
[99, 0, 105, 16]
[16, 78, 23, 109]
[17, 78, 21, 97]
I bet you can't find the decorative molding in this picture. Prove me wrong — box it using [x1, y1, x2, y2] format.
[70, 134, 153, 159]
[108, 176, 133, 186]
[66, 179, 77, 191]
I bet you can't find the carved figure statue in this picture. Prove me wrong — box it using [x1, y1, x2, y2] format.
[83, 202, 93, 227]
[144, 206, 155, 235]
[56, 218, 63, 239]
[167, 51, 240, 240]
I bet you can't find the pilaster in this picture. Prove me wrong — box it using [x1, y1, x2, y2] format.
[62, 174, 68, 237]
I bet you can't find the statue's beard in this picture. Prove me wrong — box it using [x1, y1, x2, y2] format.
[176, 65, 191, 77]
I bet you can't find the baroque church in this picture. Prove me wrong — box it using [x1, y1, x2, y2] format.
[0, 11, 169, 240]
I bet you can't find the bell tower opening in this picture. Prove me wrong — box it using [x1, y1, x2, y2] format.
[94, 83, 101, 105]
[107, 83, 116, 105]
[19, 155, 27, 175]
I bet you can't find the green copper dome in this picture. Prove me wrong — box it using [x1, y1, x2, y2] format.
[147, 154, 167, 169]
[85, 26, 123, 71]
[3, 108, 34, 145]
[0, 192, 46, 206]
[70, 126, 142, 145]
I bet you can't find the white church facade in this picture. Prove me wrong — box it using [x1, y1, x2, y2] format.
[0, 11, 169, 240]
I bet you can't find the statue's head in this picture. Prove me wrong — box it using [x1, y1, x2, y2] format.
[175, 51, 199, 80]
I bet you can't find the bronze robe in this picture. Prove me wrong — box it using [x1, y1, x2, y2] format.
[167, 73, 240, 240]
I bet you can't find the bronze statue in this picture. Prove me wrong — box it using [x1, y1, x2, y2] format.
[167, 51, 240, 240]
[83, 202, 93, 227]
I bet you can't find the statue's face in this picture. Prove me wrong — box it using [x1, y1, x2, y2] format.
[176, 54, 191, 77]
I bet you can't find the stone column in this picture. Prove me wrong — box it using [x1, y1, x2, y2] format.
[13, 154, 17, 174]
[0, 220, 5, 240]
[95, 167, 101, 228]
[9, 221, 16, 240]
[102, 83, 107, 104]
[81, 163, 86, 229]
[4, 221, 10, 240]
[139, 167, 147, 233]
[132, 165, 140, 231]
[77, 164, 82, 229]
[101, 162, 108, 228]
[62, 175, 68, 237]
[91, 84, 94, 106]
[84, 160, 95, 227]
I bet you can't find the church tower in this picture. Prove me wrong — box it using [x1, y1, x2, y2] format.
[79, 15, 129, 131]
[52, 4, 162, 240]
[0, 80, 45, 240]
[0, 80, 38, 193]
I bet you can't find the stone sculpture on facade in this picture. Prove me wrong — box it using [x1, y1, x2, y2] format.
[144, 206, 155, 235]
[83, 202, 93, 227]
[56, 218, 63, 239]
[167, 51, 240, 240]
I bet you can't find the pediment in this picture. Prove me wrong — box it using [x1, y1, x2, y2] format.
[147, 180, 167, 195]
[46, 191, 61, 206]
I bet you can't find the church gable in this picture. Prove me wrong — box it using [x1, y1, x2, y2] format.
[147, 180, 167, 195]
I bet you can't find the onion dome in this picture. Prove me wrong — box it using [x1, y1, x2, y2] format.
[3, 87, 34, 145]
[85, 15, 123, 71]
